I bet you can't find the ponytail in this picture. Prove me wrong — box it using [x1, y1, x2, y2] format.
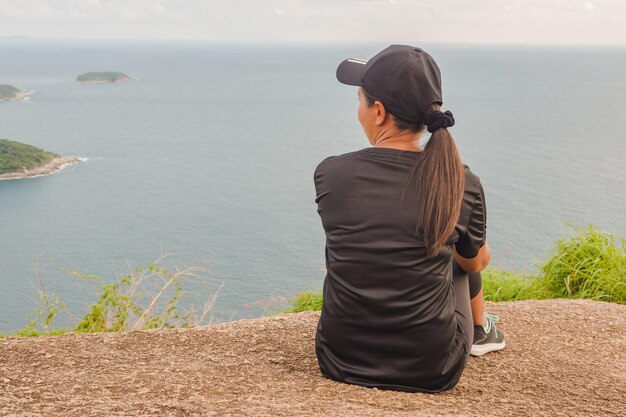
[362, 89, 465, 256]
[407, 106, 465, 257]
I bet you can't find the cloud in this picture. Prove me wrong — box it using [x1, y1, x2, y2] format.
[583, 2, 596, 11]
[0, 0, 623, 44]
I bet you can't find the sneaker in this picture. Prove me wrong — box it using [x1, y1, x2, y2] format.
[470, 313, 505, 356]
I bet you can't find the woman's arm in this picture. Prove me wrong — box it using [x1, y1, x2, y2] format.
[453, 240, 492, 273]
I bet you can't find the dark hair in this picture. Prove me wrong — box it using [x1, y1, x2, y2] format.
[362, 87, 465, 257]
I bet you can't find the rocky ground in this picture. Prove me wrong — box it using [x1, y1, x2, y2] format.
[1, 299, 624, 416]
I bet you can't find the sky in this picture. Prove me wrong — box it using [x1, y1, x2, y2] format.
[0, 0, 625, 45]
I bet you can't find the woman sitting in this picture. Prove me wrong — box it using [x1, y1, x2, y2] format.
[313, 45, 505, 393]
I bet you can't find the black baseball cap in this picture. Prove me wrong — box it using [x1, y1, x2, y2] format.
[336, 45, 443, 125]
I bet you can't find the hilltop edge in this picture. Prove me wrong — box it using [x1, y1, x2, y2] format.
[1, 299, 624, 416]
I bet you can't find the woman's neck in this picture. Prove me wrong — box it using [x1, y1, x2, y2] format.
[373, 131, 422, 153]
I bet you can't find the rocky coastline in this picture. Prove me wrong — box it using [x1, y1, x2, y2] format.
[0, 88, 32, 102]
[0, 155, 84, 180]
[7, 90, 33, 101]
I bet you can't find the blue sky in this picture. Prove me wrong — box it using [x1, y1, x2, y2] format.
[0, 0, 624, 44]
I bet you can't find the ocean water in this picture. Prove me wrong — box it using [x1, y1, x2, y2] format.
[0, 40, 625, 333]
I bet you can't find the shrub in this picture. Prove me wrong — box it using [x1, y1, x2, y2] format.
[73, 263, 192, 333]
[1, 257, 222, 338]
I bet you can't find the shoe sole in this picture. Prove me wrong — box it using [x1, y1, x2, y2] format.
[470, 340, 506, 357]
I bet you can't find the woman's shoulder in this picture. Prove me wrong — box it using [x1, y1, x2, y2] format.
[314, 149, 366, 174]
[462, 164, 484, 195]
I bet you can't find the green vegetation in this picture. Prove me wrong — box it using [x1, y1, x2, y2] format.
[279, 290, 323, 314]
[0, 139, 58, 175]
[76, 71, 132, 83]
[2, 225, 623, 339]
[0, 84, 22, 100]
[480, 268, 548, 301]
[540, 225, 626, 301]
[0, 259, 223, 339]
[278, 225, 626, 314]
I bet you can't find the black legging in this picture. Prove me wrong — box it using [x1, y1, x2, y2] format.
[452, 259, 482, 351]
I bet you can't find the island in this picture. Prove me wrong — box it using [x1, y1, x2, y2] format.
[0, 139, 83, 180]
[0, 84, 31, 102]
[76, 71, 133, 84]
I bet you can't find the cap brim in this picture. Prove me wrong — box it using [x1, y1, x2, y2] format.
[336, 58, 368, 86]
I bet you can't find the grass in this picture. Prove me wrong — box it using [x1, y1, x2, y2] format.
[480, 268, 548, 302]
[540, 225, 626, 302]
[0, 328, 71, 338]
[279, 224, 626, 314]
[278, 290, 323, 314]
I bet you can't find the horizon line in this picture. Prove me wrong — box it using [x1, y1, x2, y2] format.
[1, 36, 625, 48]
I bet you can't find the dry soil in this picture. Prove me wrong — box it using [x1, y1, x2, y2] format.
[1, 299, 625, 416]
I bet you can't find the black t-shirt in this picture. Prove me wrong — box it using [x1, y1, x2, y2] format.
[313, 146, 487, 392]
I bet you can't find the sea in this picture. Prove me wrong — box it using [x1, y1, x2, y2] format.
[0, 39, 625, 333]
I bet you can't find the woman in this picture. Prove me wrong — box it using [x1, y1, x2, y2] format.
[313, 45, 505, 393]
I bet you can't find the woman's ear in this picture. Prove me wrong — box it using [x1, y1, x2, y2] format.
[374, 100, 387, 126]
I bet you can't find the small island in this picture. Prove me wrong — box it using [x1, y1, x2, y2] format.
[0, 84, 31, 102]
[76, 71, 133, 84]
[0, 139, 83, 180]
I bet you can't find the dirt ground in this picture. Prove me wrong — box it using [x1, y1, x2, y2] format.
[1, 299, 624, 416]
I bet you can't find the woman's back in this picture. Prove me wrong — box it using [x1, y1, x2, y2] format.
[314, 146, 486, 392]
